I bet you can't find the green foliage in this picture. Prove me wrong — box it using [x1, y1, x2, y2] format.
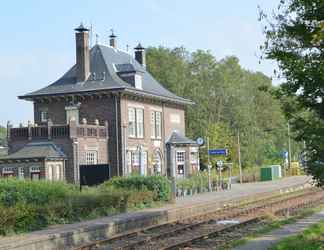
[0, 179, 158, 235]
[104, 175, 171, 202]
[0, 126, 7, 147]
[270, 220, 324, 250]
[260, 0, 324, 184]
[147, 47, 290, 168]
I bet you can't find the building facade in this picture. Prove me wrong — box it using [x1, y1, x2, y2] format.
[0, 25, 199, 183]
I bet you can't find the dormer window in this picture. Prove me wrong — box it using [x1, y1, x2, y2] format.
[135, 74, 142, 89]
[115, 63, 144, 90]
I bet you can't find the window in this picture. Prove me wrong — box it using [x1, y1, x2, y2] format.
[190, 151, 199, 163]
[151, 111, 162, 139]
[30, 166, 40, 180]
[41, 111, 48, 122]
[176, 151, 185, 178]
[136, 109, 144, 138]
[65, 107, 79, 124]
[176, 151, 185, 163]
[18, 167, 24, 180]
[127, 150, 147, 175]
[2, 167, 14, 177]
[154, 151, 162, 174]
[86, 151, 98, 165]
[128, 107, 144, 138]
[134, 74, 143, 89]
[128, 108, 136, 137]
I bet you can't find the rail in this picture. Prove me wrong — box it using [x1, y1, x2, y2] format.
[9, 122, 108, 141]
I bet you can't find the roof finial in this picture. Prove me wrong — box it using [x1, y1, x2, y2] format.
[95, 34, 99, 44]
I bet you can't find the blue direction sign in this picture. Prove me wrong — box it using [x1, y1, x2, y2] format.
[208, 149, 228, 156]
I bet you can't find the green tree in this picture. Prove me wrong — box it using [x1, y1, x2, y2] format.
[0, 126, 6, 147]
[260, 0, 324, 184]
[146, 46, 290, 171]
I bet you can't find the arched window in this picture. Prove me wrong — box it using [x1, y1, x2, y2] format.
[153, 150, 162, 175]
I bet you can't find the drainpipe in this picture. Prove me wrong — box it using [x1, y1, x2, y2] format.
[114, 94, 120, 176]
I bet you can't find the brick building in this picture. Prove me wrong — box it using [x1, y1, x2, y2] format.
[0, 24, 199, 183]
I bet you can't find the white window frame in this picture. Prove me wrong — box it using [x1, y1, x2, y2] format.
[136, 108, 144, 138]
[176, 151, 186, 178]
[41, 111, 48, 122]
[18, 167, 24, 180]
[128, 107, 144, 138]
[86, 151, 98, 165]
[128, 108, 136, 138]
[151, 111, 162, 139]
[2, 167, 14, 174]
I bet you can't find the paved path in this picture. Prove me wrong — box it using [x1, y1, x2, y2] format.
[173, 175, 311, 208]
[233, 210, 324, 250]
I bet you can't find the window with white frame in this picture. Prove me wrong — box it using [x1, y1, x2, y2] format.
[176, 151, 185, 177]
[30, 166, 40, 180]
[127, 150, 147, 175]
[136, 109, 144, 138]
[128, 108, 136, 137]
[18, 167, 24, 179]
[128, 107, 144, 138]
[151, 111, 162, 139]
[2, 167, 14, 177]
[41, 111, 48, 122]
[176, 151, 185, 163]
[190, 151, 199, 163]
[86, 151, 98, 165]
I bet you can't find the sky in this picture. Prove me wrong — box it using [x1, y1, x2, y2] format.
[0, 0, 280, 126]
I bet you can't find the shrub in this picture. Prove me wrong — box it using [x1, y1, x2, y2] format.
[0, 179, 158, 235]
[0, 179, 75, 207]
[104, 175, 171, 201]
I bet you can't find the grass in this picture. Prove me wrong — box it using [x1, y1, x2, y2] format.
[218, 205, 324, 250]
[269, 220, 324, 250]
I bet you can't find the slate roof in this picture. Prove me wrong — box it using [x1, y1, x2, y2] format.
[19, 44, 193, 105]
[166, 131, 197, 145]
[0, 141, 66, 160]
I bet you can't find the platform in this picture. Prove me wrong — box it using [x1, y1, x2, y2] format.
[0, 176, 311, 250]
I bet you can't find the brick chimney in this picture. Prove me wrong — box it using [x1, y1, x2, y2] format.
[134, 43, 146, 68]
[75, 24, 90, 82]
[109, 29, 117, 48]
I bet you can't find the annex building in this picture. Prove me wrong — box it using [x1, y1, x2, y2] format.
[0, 24, 199, 183]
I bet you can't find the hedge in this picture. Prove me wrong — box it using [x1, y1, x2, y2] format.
[103, 175, 172, 202]
[0, 179, 156, 235]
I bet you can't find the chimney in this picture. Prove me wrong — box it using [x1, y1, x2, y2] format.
[134, 43, 146, 68]
[75, 23, 90, 82]
[109, 29, 117, 48]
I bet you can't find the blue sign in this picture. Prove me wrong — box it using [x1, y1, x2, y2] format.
[208, 149, 228, 156]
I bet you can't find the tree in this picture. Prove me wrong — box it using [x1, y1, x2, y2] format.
[0, 126, 6, 147]
[147, 46, 290, 170]
[260, 0, 324, 184]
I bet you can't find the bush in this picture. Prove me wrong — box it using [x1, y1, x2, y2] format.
[0, 179, 75, 207]
[0, 178, 158, 235]
[104, 175, 171, 202]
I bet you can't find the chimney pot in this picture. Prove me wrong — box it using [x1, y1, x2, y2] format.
[109, 29, 117, 48]
[134, 43, 146, 68]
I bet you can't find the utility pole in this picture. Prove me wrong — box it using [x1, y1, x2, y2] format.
[237, 129, 243, 184]
[288, 122, 292, 169]
[207, 137, 212, 192]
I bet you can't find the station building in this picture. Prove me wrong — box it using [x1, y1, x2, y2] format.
[0, 25, 199, 183]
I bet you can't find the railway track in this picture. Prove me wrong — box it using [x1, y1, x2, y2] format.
[76, 186, 322, 250]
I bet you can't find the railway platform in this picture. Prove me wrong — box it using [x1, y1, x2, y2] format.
[0, 175, 311, 250]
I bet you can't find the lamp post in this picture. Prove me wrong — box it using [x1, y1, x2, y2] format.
[287, 121, 292, 169]
[237, 129, 243, 184]
[207, 137, 212, 192]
